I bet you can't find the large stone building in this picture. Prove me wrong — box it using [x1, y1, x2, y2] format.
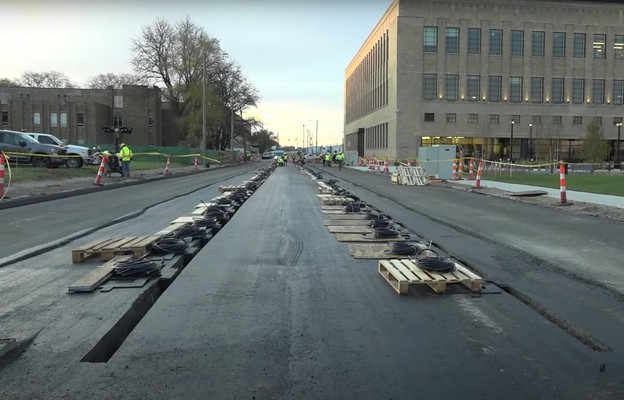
[344, 0, 624, 162]
[0, 85, 163, 147]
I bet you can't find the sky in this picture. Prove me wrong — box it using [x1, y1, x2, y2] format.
[1, 0, 391, 147]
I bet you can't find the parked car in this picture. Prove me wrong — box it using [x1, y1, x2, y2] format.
[26, 132, 96, 168]
[0, 130, 67, 168]
[261, 151, 274, 159]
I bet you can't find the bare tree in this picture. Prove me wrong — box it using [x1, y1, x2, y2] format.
[0, 78, 19, 87]
[131, 17, 222, 117]
[20, 71, 74, 88]
[86, 73, 148, 89]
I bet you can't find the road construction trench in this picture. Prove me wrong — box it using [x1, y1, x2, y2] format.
[308, 165, 614, 353]
[80, 168, 275, 363]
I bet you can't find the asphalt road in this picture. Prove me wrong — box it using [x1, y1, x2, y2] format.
[0, 163, 622, 399]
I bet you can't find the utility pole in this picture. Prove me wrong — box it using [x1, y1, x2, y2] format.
[230, 108, 234, 159]
[302, 123, 305, 152]
[315, 119, 318, 154]
[202, 53, 206, 166]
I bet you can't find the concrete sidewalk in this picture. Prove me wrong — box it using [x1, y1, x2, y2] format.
[344, 165, 624, 209]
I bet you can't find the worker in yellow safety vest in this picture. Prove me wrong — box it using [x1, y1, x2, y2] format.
[118, 143, 133, 178]
[336, 152, 344, 170]
[324, 152, 331, 167]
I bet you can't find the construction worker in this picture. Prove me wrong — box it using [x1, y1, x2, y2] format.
[119, 142, 133, 178]
[324, 152, 331, 167]
[336, 151, 344, 171]
[282, 153, 288, 166]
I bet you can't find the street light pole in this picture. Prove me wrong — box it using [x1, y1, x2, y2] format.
[315, 119, 318, 154]
[302, 123, 305, 152]
[617, 122, 622, 169]
[230, 108, 234, 156]
[201, 53, 206, 166]
[510, 120, 515, 162]
[529, 123, 533, 160]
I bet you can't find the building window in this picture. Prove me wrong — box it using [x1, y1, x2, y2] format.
[594, 34, 606, 59]
[573, 116, 583, 125]
[148, 115, 154, 127]
[466, 75, 480, 101]
[614, 117, 623, 125]
[60, 113, 67, 128]
[489, 29, 502, 55]
[488, 76, 502, 102]
[468, 114, 478, 123]
[490, 114, 500, 123]
[531, 115, 542, 125]
[572, 79, 584, 104]
[592, 79, 605, 104]
[511, 30, 524, 56]
[424, 26, 438, 52]
[424, 113, 435, 122]
[444, 74, 459, 101]
[614, 35, 624, 59]
[468, 28, 481, 54]
[446, 27, 459, 53]
[33, 112, 41, 126]
[574, 33, 586, 58]
[553, 32, 566, 57]
[593, 117, 603, 126]
[113, 116, 123, 127]
[1, 111, 7, 126]
[511, 115, 521, 124]
[614, 80, 624, 104]
[422, 74, 437, 100]
[50, 112, 58, 128]
[114, 95, 124, 108]
[553, 116, 562, 125]
[446, 113, 456, 123]
[531, 77, 544, 103]
[509, 77, 523, 102]
[77, 112, 84, 126]
[551, 78, 564, 104]
[532, 31, 545, 56]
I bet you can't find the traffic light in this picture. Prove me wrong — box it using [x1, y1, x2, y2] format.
[103, 126, 113, 133]
[119, 127, 133, 134]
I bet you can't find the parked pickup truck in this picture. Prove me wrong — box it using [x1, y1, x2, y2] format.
[0, 130, 67, 168]
[26, 132, 97, 168]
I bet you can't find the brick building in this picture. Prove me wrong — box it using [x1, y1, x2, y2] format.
[0, 85, 163, 147]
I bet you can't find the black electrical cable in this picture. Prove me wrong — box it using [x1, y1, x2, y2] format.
[112, 259, 162, 277]
[385, 242, 418, 255]
[343, 203, 361, 213]
[168, 224, 204, 239]
[151, 237, 189, 254]
[373, 227, 399, 238]
[369, 219, 391, 228]
[413, 249, 455, 273]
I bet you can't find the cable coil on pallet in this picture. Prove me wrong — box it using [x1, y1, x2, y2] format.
[385, 242, 418, 255]
[151, 237, 189, 254]
[411, 249, 455, 273]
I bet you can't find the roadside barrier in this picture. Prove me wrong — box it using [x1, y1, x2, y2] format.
[560, 161, 567, 204]
[0, 153, 5, 198]
[468, 160, 474, 180]
[369, 159, 374, 170]
[451, 159, 457, 180]
[457, 160, 462, 180]
[383, 159, 390, 174]
[94, 155, 107, 186]
[164, 156, 171, 176]
[474, 159, 483, 189]
[407, 158, 411, 166]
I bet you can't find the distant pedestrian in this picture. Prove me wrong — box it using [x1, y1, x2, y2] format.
[119, 143, 133, 178]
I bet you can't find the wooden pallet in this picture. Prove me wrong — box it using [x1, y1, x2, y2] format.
[68, 256, 131, 293]
[318, 182, 333, 194]
[378, 259, 482, 295]
[325, 214, 371, 220]
[334, 233, 406, 242]
[327, 225, 372, 234]
[156, 222, 189, 236]
[348, 243, 429, 259]
[218, 184, 247, 193]
[317, 194, 354, 206]
[71, 236, 161, 263]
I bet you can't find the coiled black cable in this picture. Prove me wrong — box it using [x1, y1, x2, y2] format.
[151, 237, 189, 254]
[385, 242, 418, 255]
[343, 203, 361, 213]
[413, 249, 455, 273]
[369, 219, 391, 228]
[169, 224, 204, 239]
[112, 258, 162, 277]
[373, 228, 399, 238]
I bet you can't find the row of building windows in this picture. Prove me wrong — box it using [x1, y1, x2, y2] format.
[423, 27, 623, 59]
[345, 31, 389, 123]
[423, 113, 621, 126]
[422, 74, 624, 104]
[365, 122, 388, 150]
[1, 111, 85, 128]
